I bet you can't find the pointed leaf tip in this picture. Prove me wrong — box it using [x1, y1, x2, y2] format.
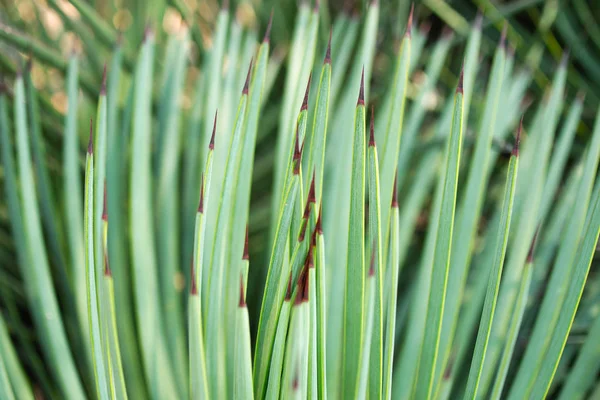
[316, 202, 323, 234]
[527, 226, 540, 263]
[513, 116, 523, 156]
[285, 272, 293, 301]
[104, 253, 112, 277]
[143, 24, 153, 42]
[209, 111, 217, 150]
[239, 274, 246, 307]
[308, 171, 316, 204]
[198, 173, 206, 213]
[474, 11, 483, 30]
[499, 22, 508, 49]
[369, 106, 376, 146]
[406, 3, 414, 37]
[243, 225, 249, 261]
[301, 75, 311, 111]
[325, 29, 332, 64]
[307, 245, 314, 269]
[560, 49, 570, 68]
[88, 119, 94, 154]
[368, 245, 376, 277]
[190, 261, 198, 295]
[263, 11, 273, 43]
[100, 63, 107, 95]
[456, 65, 464, 93]
[102, 182, 108, 221]
[358, 66, 365, 105]
[221, 0, 229, 10]
[443, 353, 456, 380]
[243, 59, 253, 94]
[392, 171, 399, 208]
[293, 123, 303, 175]
[314, 0, 320, 11]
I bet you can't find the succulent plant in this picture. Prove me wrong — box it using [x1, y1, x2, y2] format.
[0, 1, 599, 399]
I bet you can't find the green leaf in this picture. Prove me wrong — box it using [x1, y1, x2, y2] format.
[414, 72, 464, 400]
[341, 75, 366, 400]
[464, 124, 520, 399]
[14, 75, 85, 399]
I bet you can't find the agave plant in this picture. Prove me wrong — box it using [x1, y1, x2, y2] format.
[0, 0, 599, 399]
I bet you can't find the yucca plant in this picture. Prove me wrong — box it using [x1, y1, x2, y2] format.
[0, 0, 599, 399]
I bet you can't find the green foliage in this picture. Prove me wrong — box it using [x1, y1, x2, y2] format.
[0, 1, 599, 399]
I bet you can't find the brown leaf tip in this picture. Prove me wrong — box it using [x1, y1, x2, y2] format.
[88, 119, 94, 154]
[560, 49, 570, 68]
[239, 274, 246, 307]
[301, 75, 311, 111]
[456, 65, 464, 94]
[368, 247, 376, 277]
[314, 0, 320, 12]
[369, 106, 376, 147]
[499, 22, 507, 49]
[263, 11, 273, 43]
[391, 171, 399, 208]
[527, 226, 540, 263]
[420, 21, 432, 35]
[308, 171, 316, 204]
[100, 63, 107, 95]
[324, 29, 332, 64]
[316, 202, 323, 234]
[357, 67, 365, 105]
[474, 11, 483, 30]
[190, 261, 198, 295]
[443, 352, 456, 380]
[209, 111, 217, 150]
[243, 59, 253, 94]
[406, 4, 414, 37]
[243, 225, 249, 261]
[293, 124, 303, 175]
[104, 252, 112, 277]
[102, 182, 108, 221]
[285, 272, 293, 301]
[221, 0, 229, 10]
[143, 24, 153, 42]
[307, 245, 314, 269]
[512, 116, 523, 157]
[198, 173, 205, 213]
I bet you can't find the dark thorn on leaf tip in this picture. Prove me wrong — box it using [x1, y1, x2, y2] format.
[243, 59, 253, 94]
[391, 171, 399, 208]
[369, 106, 376, 147]
[325, 30, 332, 64]
[190, 261, 198, 295]
[143, 24, 153, 41]
[560, 49, 570, 68]
[314, 0, 320, 11]
[420, 21, 432, 35]
[442, 26, 454, 39]
[104, 253, 112, 277]
[102, 182, 108, 221]
[198, 173, 204, 213]
[209, 111, 217, 150]
[527, 226, 540, 263]
[311, 227, 317, 248]
[456, 65, 464, 93]
[513, 116, 523, 156]
[239, 275, 246, 307]
[88, 119, 94, 154]
[358, 67, 365, 105]
[301, 75, 311, 111]
[443, 353, 456, 380]
[263, 11, 273, 43]
[499, 22, 507, 49]
[308, 171, 316, 204]
[307, 245, 314, 269]
[285, 272, 293, 301]
[474, 11, 483, 30]
[243, 225, 249, 261]
[406, 4, 414, 37]
[369, 245, 376, 277]
[292, 374, 299, 391]
[302, 268, 310, 301]
[100, 64, 107, 95]
[299, 219, 308, 243]
[316, 202, 323, 234]
[222, 0, 229, 10]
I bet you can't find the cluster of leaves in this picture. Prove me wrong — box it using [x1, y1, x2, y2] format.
[0, 1, 600, 399]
